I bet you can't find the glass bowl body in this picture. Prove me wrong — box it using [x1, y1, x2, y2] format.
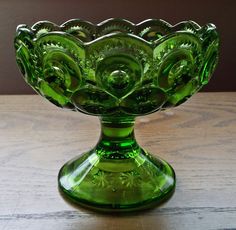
[14, 18, 219, 117]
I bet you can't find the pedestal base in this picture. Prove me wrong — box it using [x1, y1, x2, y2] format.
[58, 148, 175, 212]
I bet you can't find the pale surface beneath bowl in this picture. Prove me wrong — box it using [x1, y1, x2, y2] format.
[0, 92, 236, 229]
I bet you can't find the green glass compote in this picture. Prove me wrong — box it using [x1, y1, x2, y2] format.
[14, 18, 219, 212]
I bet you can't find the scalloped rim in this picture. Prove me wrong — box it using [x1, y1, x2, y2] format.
[16, 18, 218, 46]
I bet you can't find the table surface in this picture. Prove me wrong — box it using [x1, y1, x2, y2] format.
[0, 93, 236, 230]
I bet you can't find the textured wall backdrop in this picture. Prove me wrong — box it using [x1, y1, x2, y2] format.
[0, 0, 235, 94]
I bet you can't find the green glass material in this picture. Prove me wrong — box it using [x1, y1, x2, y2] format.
[14, 18, 219, 212]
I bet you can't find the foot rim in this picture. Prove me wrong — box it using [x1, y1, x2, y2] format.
[58, 153, 176, 212]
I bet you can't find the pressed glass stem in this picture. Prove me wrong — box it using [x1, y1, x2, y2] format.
[96, 117, 140, 159]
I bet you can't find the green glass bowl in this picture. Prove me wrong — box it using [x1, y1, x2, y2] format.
[14, 18, 219, 212]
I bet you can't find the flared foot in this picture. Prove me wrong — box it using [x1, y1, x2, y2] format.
[58, 148, 175, 212]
